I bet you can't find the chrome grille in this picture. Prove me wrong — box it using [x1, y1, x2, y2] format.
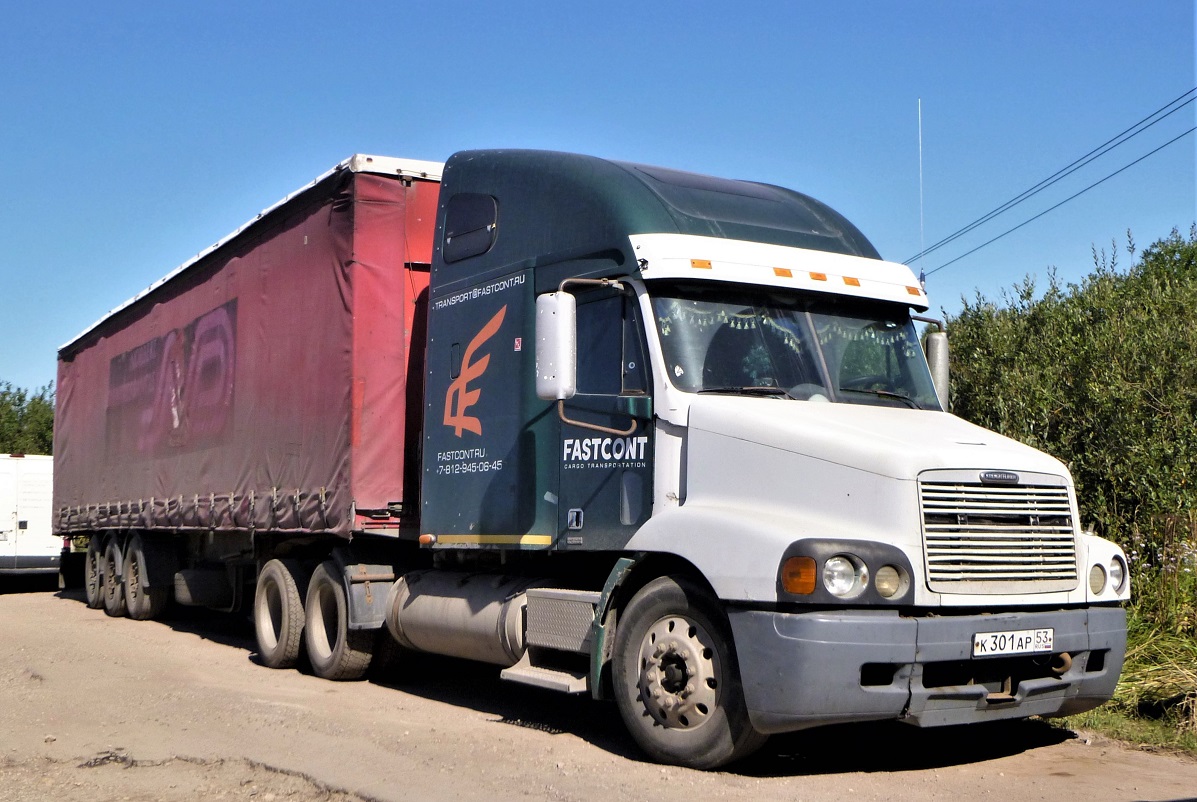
[919, 478, 1078, 594]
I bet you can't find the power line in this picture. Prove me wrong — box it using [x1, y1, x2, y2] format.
[924, 124, 1197, 278]
[908, 87, 1195, 264]
[906, 86, 1197, 266]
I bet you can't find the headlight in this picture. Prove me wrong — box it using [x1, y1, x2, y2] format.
[1109, 555, 1127, 593]
[824, 555, 868, 597]
[874, 565, 906, 599]
[778, 539, 914, 605]
[1088, 563, 1107, 595]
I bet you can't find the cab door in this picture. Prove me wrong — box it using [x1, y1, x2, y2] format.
[557, 287, 653, 550]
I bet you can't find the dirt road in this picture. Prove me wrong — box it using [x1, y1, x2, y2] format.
[1, 579, 1194, 802]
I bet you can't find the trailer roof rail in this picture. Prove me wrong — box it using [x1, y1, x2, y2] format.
[60, 154, 444, 353]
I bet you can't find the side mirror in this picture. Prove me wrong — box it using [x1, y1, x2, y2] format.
[924, 330, 950, 409]
[535, 292, 577, 401]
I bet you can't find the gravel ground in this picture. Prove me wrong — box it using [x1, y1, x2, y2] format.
[1, 578, 1195, 802]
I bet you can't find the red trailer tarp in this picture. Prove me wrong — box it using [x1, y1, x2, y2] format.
[54, 167, 439, 537]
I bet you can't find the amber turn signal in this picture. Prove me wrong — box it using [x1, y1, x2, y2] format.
[781, 556, 818, 595]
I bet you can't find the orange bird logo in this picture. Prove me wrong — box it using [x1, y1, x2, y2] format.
[444, 305, 507, 437]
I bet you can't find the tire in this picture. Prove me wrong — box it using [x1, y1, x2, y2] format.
[304, 560, 374, 681]
[255, 559, 310, 669]
[101, 538, 128, 618]
[123, 534, 169, 621]
[84, 536, 104, 609]
[612, 575, 767, 769]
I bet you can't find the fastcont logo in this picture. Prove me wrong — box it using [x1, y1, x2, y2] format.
[443, 305, 507, 437]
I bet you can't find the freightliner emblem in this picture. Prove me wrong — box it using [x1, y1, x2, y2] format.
[980, 470, 1020, 485]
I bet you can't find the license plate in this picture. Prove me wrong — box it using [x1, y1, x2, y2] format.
[972, 627, 1054, 657]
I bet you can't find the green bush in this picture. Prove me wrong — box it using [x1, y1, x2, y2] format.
[946, 226, 1197, 734]
[948, 227, 1197, 605]
[0, 381, 54, 455]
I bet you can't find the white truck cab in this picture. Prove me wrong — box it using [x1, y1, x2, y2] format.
[554, 234, 1131, 737]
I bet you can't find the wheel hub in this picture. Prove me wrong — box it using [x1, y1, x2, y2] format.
[637, 615, 720, 730]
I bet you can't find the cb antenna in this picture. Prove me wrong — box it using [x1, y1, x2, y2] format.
[918, 98, 926, 290]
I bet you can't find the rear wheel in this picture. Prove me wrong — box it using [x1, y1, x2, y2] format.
[123, 534, 169, 621]
[101, 538, 127, 618]
[304, 560, 373, 680]
[84, 536, 104, 609]
[255, 558, 310, 669]
[612, 575, 766, 769]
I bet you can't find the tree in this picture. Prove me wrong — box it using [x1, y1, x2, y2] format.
[0, 381, 54, 455]
[947, 226, 1197, 544]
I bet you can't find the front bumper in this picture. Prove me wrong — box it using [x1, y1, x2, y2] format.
[729, 605, 1126, 735]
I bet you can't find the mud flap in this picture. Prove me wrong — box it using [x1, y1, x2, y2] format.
[339, 560, 396, 630]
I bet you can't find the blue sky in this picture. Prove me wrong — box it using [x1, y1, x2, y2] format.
[2, 1, 1194, 391]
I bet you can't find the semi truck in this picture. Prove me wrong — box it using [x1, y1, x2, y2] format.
[54, 150, 1129, 769]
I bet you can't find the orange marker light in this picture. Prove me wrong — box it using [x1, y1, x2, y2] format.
[906, 286, 922, 296]
[843, 276, 861, 287]
[691, 259, 713, 269]
[773, 267, 793, 278]
[418, 533, 437, 546]
[781, 556, 818, 595]
[809, 272, 828, 282]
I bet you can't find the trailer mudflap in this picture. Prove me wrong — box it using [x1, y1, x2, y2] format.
[344, 562, 396, 630]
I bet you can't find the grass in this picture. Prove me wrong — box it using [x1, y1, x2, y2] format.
[1059, 708, 1197, 756]
[1055, 579, 1197, 757]
[1053, 629, 1197, 758]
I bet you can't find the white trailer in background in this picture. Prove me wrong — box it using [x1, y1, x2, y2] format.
[0, 454, 57, 575]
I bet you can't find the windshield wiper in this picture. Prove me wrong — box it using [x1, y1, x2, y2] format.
[698, 386, 793, 398]
[838, 387, 920, 409]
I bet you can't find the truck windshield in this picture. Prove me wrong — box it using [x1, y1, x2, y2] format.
[648, 281, 942, 410]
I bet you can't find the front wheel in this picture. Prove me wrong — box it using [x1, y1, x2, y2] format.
[612, 576, 766, 769]
[304, 561, 374, 680]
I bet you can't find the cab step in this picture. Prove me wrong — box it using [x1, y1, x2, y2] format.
[500, 588, 601, 694]
[500, 661, 589, 693]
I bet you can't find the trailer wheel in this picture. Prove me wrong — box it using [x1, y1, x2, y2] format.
[304, 560, 373, 681]
[101, 538, 128, 618]
[255, 559, 310, 669]
[612, 575, 766, 769]
[84, 536, 104, 609]
[123, 534, 169, 621]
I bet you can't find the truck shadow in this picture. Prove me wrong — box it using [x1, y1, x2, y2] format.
[51, 589, 1077, 774]
[55, 587, 260, 652]
[370, 651, 1076, 775]
[737, 718, 1073, 777]
[370, 651, 641, 760]
[1, 574, 62, 594]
